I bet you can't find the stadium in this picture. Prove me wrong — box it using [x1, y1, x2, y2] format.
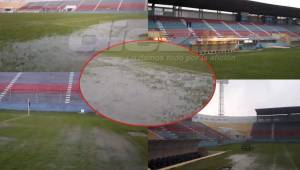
[148, 80, 300, 170]
[148, 0, 300, 79]
[0, 0, 146, 13]
[0, 0, 147, 72]
[0, 69, 148, 168]
[0, 1, 148, 169]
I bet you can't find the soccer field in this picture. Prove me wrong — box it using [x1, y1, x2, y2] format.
[0, 13, 146, 47]
[80, 41, 214, 126]
[104, 41, 211, 73]
[0, 110, 147, 170]
[206, 48, 300, 79]
[176, 143, 300, 170]
[105, 43, 300, 79]
[0, 13, 147, 71]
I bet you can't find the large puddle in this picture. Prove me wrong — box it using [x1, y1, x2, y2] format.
[59, 126, 145, 170]
[228, 154, 258, 170]
[0, 19, 147, 71]
[228, 153, 295, 170]
[80, 44, 215, 126]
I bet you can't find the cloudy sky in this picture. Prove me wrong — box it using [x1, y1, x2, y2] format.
[251, 0, 300, 8]
[199, 80, 300, 117]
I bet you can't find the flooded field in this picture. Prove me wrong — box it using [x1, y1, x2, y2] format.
[0, 19, 146, 71]
[0, 111, 147, 170]
[227, 152, 298, 170]
[80, 55, 214, 126]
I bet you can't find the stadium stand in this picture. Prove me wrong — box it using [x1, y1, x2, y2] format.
[149, 107, 300, 168]
[195, 114, 255, 142]
[18, 1, 49, 12]
[251, 107, 300, 142]
[0, 72, 90, 112]
[148, 120, 231, 169]
[148, 0, 300, 53]
[0, 1, 25, 12]
[12, 0, 146, 13]
[149, 120, 231, 145]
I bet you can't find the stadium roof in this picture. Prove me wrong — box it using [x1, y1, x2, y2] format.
[256, 107, 300, 116]
[149, 0, 300, 18]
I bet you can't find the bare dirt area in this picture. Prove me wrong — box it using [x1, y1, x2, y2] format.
[81, 56, 214, 126]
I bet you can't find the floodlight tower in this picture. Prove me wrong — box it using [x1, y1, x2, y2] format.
[217, 80, 229, 116]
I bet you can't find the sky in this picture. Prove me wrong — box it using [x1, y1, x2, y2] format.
[250, 0, 300, 8]
[199, 80, 300, 117]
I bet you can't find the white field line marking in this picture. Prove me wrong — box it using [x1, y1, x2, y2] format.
[117, 0, 124, 11]
[65, 72, 75, 104]
[158, 151, 227, 170]
[1, 115, 28, 124]
[271, 154, 277, 170]
[0, 72, 22, 102]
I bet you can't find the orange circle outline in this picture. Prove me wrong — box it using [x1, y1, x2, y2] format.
[79, 40, 217, 127]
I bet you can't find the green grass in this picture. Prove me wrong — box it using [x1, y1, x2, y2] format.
[0, 13, 146, 48]
[103, 41, 211, 73]
[0, 110, 147, 170]
[206, 48, 300, 79]
[176, 143, 300, 170]
[99, 44, 300, 78]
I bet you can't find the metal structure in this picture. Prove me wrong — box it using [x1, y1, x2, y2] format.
[149, 0, 300, 18]
[217, 80, 229, 116]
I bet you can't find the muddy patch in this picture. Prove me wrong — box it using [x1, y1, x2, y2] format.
[81, 56, 214, 125]
[55, 126, 144, 170]
[0, 19, 147, 71]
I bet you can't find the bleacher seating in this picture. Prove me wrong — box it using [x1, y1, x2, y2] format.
[0, 72, 88, 112]
[251, 122, 273, 141]
[42, 1, 65, 11]
[118, 0, 145, 11]
[150, 123, 202, 140]
[274, 122, 300, 141]
[18, 1, 47, 12]
[76, 0, 99, 11]
[158, 17, 191, 38]
[225, 22, 253, 37]
[149, 120, 231, 146]
[149, 16, 300, 41]
[15, 0, 146, 12]
[183, 121, 230, 141]
[251, 121, 300, 142]
[0, 1, 25, 12]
